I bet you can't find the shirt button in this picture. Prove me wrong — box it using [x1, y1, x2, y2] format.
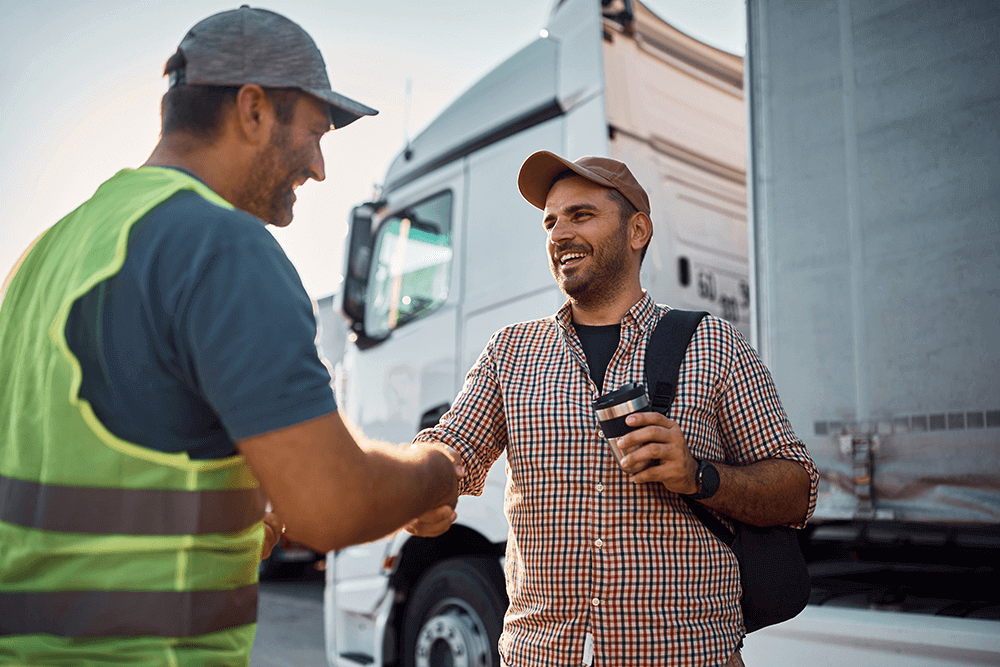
[597, 428, 604, 439]
[592, 597, 601, 607]
[596, 483, 605, 493]
[595, 538, 604, 548]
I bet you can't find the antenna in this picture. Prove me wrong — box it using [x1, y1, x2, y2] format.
[403, 77, 413, 161]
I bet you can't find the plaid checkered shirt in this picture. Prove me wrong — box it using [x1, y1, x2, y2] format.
[415, 293, 819, 667]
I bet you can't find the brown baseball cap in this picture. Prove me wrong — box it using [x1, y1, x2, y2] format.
[517, 151, 651, 215]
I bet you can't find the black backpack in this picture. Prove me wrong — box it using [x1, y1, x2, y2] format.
[645, 309, 811, 633]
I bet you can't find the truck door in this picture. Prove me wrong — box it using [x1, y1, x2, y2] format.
[341, 162, 466, 445]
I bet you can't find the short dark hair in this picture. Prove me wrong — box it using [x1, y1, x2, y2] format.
[550, 170, 652, 263]
[160, 49, 301, 138]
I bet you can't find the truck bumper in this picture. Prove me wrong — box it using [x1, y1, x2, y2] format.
[324, 548, 396, 667]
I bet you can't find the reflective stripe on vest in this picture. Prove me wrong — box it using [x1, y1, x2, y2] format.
[0, 473, 265, 535]
[0, 585, 257, 638]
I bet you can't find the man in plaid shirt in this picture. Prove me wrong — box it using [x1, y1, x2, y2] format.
[410, 151, 819, 666]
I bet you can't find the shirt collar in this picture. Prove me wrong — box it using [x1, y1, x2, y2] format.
[140, 164, 207, 186]
[555, 291, 658, 334]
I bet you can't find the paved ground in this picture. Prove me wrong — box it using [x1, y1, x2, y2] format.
[250, 569, 328, 667]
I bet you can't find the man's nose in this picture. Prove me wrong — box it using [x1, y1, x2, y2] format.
[548, 217, 573, 244]
[309, 147, 326, 182]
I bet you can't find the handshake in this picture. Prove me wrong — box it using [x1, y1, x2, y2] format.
[403, 442, 465, 538]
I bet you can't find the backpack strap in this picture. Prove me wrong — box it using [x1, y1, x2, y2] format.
[645, 309, 737, 546]
[644, 309, 708, 416]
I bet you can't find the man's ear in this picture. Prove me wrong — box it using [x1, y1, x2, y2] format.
[629, 211, 653, 252]
[234, 84, 274, 146]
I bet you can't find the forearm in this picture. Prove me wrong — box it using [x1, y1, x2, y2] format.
[340, 419, 463, 540]
[342, 413, 394, 451]
[698, 458, 810, 527]
[332, 443, 458, 545]
[237, 412, 458, 553]
[411, 339, 507, 498]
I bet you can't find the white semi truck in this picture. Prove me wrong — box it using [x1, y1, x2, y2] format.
[324, 0, 1000, 665]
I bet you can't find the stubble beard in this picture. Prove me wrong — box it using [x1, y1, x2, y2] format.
[234, 124, 307, 227]
[551, 226, 631, 310]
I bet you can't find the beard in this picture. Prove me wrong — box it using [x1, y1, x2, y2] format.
[233, 124, 311, 227]
[549, 223, 631, 309]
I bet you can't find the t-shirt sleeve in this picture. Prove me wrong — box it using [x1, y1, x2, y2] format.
[171, 214, 337, 441]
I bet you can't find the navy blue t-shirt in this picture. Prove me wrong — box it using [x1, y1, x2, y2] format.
[65, 178, 337, 459]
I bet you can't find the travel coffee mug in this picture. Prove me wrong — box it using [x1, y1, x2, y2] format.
[592, 382, 651, 474]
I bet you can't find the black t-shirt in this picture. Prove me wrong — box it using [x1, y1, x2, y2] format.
[65, 181, 337, 459]
[574, 323, 622, 393]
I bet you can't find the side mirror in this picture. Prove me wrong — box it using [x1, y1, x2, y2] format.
[340, 204, 376, 334]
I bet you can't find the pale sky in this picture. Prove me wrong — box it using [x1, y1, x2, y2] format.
[0, 0, 745, 298]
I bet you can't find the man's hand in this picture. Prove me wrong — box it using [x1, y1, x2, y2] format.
[404, 504, 458, 537]
[261, 511, 284, 561]
[617, 411, 699, 494]
[415, 442, 466, 479]
[617, 411, 812, 526]
[237, 412, 466, 553]
[403, 443, 465, 537]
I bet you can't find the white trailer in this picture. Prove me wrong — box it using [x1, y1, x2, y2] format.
[326, 1, 747, 665]
[741, 0, 1000, 663]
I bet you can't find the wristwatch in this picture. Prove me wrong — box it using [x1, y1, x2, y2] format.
[683, 458, 720, 500]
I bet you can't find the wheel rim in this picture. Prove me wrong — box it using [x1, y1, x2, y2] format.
[414, 596, 493, 667]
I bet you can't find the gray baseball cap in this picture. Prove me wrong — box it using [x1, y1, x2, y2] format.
[171, 5, 377, 129]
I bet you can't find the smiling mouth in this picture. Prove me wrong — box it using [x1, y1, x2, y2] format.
[289, 179, 306, 204]
[558, 252, 588, 267]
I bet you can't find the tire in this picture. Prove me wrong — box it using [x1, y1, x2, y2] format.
[401, 557, 508, 667]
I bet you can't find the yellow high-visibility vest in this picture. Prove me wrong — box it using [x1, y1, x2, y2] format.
[0, 167, 265, 666]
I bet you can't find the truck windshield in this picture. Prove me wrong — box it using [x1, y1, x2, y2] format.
[366, 191, 453, 338]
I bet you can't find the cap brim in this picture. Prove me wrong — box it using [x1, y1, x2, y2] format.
[517, 150, 618, 210]
[304, 87, 378, 129]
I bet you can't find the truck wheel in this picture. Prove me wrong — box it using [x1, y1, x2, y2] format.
[402, 557, 507, 667]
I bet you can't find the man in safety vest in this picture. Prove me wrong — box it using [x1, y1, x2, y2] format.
[0, 7, 461, 665]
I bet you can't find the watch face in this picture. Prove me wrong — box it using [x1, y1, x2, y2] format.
[684, 458, 720, 500]
[701, 461, 720, 498]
